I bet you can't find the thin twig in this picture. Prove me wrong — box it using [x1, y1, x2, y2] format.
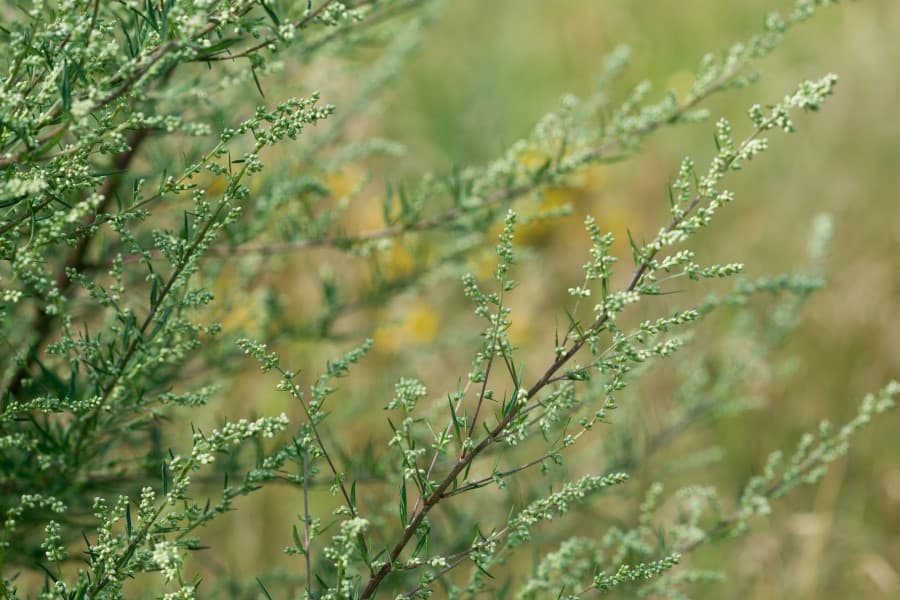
[302, 447, 313, 598]
[279, 368, 375, 576]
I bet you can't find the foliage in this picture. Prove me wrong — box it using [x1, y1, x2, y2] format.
[0, 0, 894, 598]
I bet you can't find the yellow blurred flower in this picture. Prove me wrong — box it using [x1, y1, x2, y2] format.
[373, 302, 441, 353]
[469, 246, 499, 281]
[516, 147, 551, 171]
[204, 264, 265, 335]
[405, 304, 440, 343]
[569, 163, 607, 193]
[325, 164, 365, 200]
[220, 299, 257, 333]
[516, 186, 575, 246]
[379, 241, 415, 281]
[507, 316, 533, 346]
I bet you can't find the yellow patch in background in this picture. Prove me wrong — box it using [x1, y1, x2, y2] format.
[373, 301, 440, 353]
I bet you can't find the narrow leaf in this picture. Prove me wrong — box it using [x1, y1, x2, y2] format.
[399, 482, 408, 527]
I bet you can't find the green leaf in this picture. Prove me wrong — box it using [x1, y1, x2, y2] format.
[531, 157, 553, 183]
[149, 275, 160, 310]
[33, 356, 66, 398]
[250, 64, 266, 98]
[473, 559, 494, 579]
[59, 60, 71, 110]
[626, 228, 641, 267]
[412, 530, 429, 558]
[291, 524, 304, 552]
[399, 482, 408, 527]
[501, 391, 516, 419]
[256, 578, 273, 600]
[449, 396, 462, 445]
[144, 0, 159, 32]
[260, 0, 281, 27]
[0, 192, 27, 209]
[193, 37, 243, 61]
[382, 182, 396, 225]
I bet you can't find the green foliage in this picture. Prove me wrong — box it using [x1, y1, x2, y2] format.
[0, 0, 894, 598]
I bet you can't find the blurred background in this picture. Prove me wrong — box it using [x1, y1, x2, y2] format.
[191, 1, 900, 598]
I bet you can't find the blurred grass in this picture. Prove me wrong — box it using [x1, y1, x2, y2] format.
[204, 1, 900, 597]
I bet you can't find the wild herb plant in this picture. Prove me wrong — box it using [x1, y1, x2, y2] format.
[0, 0, 895, 598]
